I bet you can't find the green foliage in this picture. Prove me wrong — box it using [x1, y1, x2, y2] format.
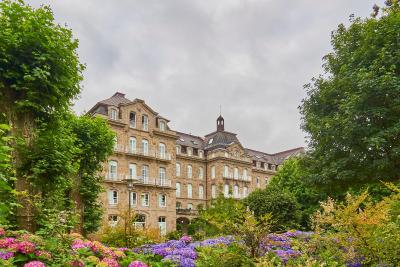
[299, 2, 400, 196]
[70, 115, 115, 234]
[244, 186, 301, 231]
[0, 123, 15, 225]
[269, 158, 324, 229]
[196, 243, 255, 267]
[0, 0, 84, 116]
[304, 184, 400, 266]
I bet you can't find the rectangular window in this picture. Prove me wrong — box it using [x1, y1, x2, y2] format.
[159, 167, 166, 186]
[141, 193, 149, 207]
[176, 182, 181, 197]
[130, 112, 136, 128]
[187, 184, 193, 198]
[199, 167, 203, 179]
[199, 185, 204, 199]
[158, 216, 166, 236]
[129, 137, 136, 153]
[108, 160, 118, 180]
[141, 139, 149, 156]
[108, 215, 118, 227]
[142, 115, 148, 131]
[129, 164, 137, 179]
[176, 163, 181, 177]
[159, 121, 166, 131]
[141, 165, 149, 183]
[211, 185, 216, 198]
[110, 109, 118, 120]
[130, 192, 137, 207]
[211, 166, 216, 179]
[108, 190, 118, 205]
[159, 194, 167, 207]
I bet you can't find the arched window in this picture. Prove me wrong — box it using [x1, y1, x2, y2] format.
[142, 114, 149, 131]
[141, 139, 149, 156]
[187, 165, 192, 178]
[198, 150, 203, 158]
[234, 185, 239, 198]
[159, 167, 166, 185]
[108, 160, 118, 180]
[199, 185, 204, 199]
[187, 147, 193, 156]
[187, 184, 193, 198]
[199, 167, 204, 179]
[211, 185, 216, 199]
[224, 184, 229, 197]
[129, 137, 136, 153]
[159, 143, 166, 159]
[176, 163, 181, 177]
[176, 182, 181, 197]
[211, 166, 216, 179]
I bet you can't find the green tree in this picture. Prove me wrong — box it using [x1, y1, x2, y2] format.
[70, 115, 115, 234]
[243, 186, 301, 231]
[269, 158, 324, 229]
[0, 122, 14, 225]
[299, 2, 400, 197]
[0, 0, 84, 230]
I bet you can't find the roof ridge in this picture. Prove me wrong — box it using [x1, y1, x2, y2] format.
[176, 131, 204, 140]
[271, 147, 305, 156]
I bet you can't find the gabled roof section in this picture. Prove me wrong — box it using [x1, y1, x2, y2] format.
[176, 131, 204, 149]
[245, 147, 305, 165]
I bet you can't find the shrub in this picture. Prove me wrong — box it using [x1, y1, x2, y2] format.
[196, 243, 255, 267]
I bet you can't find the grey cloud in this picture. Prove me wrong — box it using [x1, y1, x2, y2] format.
[27, 0, 379, 153]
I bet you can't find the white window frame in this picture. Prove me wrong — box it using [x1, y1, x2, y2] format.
[158, 194, 167, 208]
[176, 163, 181, 177]
[159, 121, 166, 131]
[211, 166, 216, 179]
[211, 185, 216, 199]
[108, 215, 118, 227]
[159, 167, 166, 185]
[224, 184, 229, 197]
[110, 108, 118, 120]
[187, 203, 193, 210]
[108, 190, 118, 205]
[243, 187, 248, 198]
[130, 191, 137, 207]
[129, 163, 137, 179]
[234, 185, 239, 198]
[234, 168, 239, 179]
[199, 185, 204, 199]
[141, 139, 149, 156]
[187, 147, 193, 156]
[199, 167, 203, 179]
[176, 145, 181, 154]
[141, 193, 150, 207]
[142, 115, 149, 131]
[176, 182, 181, 197]
[187, 165, 192, 178]
[187, 184, 193, 198]
[224, 165, 229, 177]
[129, 137, 136, 153]
[130, 112, 136, 128]
[159, 143, 166, 159]
[108, 160, 118, 180]
[142, 165, 149, 183]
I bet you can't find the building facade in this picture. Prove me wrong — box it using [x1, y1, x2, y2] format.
[88, 92, 304, 234]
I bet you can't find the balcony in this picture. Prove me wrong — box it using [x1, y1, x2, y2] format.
[222, 173, 252, 182]
[113, 145, 172, 161]
[104, 174, 172, 187]
[176, 208, 198, 216]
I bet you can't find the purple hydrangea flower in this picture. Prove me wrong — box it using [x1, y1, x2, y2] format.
[0, 251, 14, 260]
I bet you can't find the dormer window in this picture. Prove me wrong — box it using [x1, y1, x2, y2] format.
[208, 138, 213, 144]
[176, 145, 181, 154]
[159, 121, 166, 131]
[198, 150, 203, 158]
[130, 112, 136, 128]
[142, 115, 148, 131]
[110, 108, 118, 120]
[187, 147, 192, 156]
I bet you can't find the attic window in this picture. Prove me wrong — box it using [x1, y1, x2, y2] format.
[192, 141, 198, 145]
[208, 138, 213, 144]
[179, 138, 185, 142]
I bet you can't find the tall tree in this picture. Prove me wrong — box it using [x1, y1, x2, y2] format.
[0, 0, 84, 230]
[299, 2, 400, 196]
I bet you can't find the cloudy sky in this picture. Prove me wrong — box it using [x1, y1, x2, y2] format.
[28, 0, 378, 153]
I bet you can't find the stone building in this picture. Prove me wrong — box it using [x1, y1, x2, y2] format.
[88, 92, 304, 234]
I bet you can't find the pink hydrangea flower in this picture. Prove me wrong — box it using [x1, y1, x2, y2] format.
[69, 259, 84, 267]
[99, 258, 120, 267]
[0, 237, 15, 248]
[18, 241, 36, 254]
[71, 239, 88, 250]
[128, 261, 148, 267]
[23, 261, 46, 267]
[180, 235, 192, 243]
[34, 250, 52, 259]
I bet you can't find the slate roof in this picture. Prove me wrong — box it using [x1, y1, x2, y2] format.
[176, 132, 204, 149]
[99, 92, 131, 106]
[245, 147, 305, 165]
[203, 130, 241, 150]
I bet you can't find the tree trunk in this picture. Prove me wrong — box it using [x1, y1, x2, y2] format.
[71, 173, 84, 234]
